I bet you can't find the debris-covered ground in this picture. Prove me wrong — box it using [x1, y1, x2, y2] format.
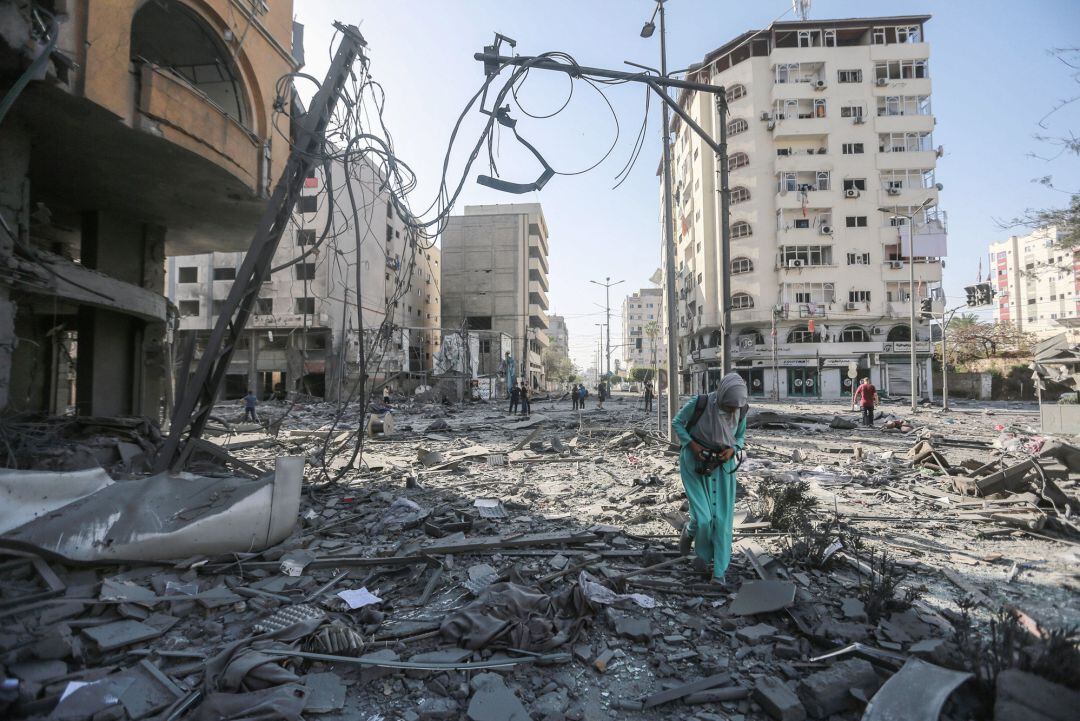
[2, 393, 1079, 721]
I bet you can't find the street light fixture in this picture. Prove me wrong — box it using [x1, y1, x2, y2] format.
[877, 197, 936, 415]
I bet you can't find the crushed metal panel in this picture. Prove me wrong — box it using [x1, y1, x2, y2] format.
[861, 658, 971, 721]
[0, 467, 113, 534]
[0, 457, 303, 562]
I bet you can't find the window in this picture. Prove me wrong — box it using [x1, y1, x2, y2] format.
[788, 325, 820, 343]
[727, 118, 748, 136]
[780, 245, 833, 266]
[732, 221, 752, 238]
[872, 27, 887, 44]
[879, 132, 932, 153]
[295, 297, 315, 314]
[731, 257, 754, 274]
[297, 229, 316, 246]
[847, 252, 871, 265]
[386, 225, 393, 243]
[842, 143, 864, 155]
[843, 179, 867, 191]
[840, 105, 864, 118]
[295, 263, 316, 280]
[255, 298, 273, 314]
[298, 195, 318, 213]
[839, 325, 869, 342]
[386, 201, 393, 218]
[730, 186, 751, 204]
[877, 95, 931, 117]
[816, 171, 831, 190]
[846, 216, 868, 228]
[178, 267, 198, 283]
[794, 219, 810, 229]
[838, 69, 862, 83]
[725, 84, 746, 103]
[728, 152, 750, 171]
[874, 60, 928, 81]
[849, 290, 872, 303]
[731, 293, 754, 309]
[178, 300, 199, 317]
[213, 267, 236, 281]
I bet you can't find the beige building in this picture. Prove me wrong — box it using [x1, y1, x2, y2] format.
[622, 288, 666, 374]
[441, 204, 550, 389]
[990, 227, 1079, 341]
[0, 0, 299, 418]
[168, 157, 441, 400]
[665, 14, 945, 399]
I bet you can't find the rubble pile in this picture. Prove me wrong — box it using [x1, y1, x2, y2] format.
[1, 394, 1078, 720]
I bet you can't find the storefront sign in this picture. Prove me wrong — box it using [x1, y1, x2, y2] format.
[882, 342, 931, 352]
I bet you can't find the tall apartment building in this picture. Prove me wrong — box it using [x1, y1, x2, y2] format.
[167, 157, 441, 400]
[990, 227, 1079, 341]
[0, 0, 299, 418]
[441, 204, 550, 389]
[622, 288, 666, 373]
[548, 314, 570, 357]
[665, 15, 945, 399]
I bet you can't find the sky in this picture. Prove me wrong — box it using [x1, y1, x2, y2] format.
[294, 1, 1080, 371]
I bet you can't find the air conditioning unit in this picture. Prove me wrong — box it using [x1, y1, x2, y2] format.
[814, 80, 826, 90]
[845, 302, 858, 310]
[853, 116, 866, 125]
[844, 188, 860, 199]
[886, 187, 902, 196]
[888, 261, 903, 269]
[871, 326, 884, 335]
[760, 111, 771, 121]
[819, 225, 833, 235]
[766, 120, 776, 131]
[875, 77, 888, 86]
[787, 259, 804, 268]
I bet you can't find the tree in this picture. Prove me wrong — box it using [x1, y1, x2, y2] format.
[630, 366, 658, 383]
[948, 318, 1035, 365]
[999, 48, 1079, 248]
[542, 349, 574, 384]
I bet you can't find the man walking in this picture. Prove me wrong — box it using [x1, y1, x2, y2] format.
[509, 383, 520, 415]
[853, 377, 877, 427]
[243, 389, 258, 422]
[571, 383, 579, 411]
[520, 382, 531, 417]
[644, 380, 654, 413]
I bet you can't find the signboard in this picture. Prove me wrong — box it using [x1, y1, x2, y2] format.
[882, 342, 932, 353]
[822, 358, 858, 367]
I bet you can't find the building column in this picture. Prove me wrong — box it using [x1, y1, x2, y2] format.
[0, 121, 31, 412]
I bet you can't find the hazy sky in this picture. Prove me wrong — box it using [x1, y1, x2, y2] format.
[294, 1, 1080, 370]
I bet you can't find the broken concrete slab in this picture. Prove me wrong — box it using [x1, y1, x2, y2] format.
[736, 622, 778, 644]
[754, 677, 807, 721]
[994, 669, 1079, 721]
[797, 658, 879, 719]
[467, 673, 529, 721]
[82, 619, 164, 651]
[862, 658, 971, 721]
[730, 579, 796, 616]
[303, 672, 346, 714]
[2, 457, 303, 562]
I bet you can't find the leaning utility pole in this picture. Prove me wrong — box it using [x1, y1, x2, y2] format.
[155, 23, 367, 472]
[590, 276, 623, 380]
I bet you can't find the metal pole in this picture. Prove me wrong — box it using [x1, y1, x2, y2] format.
[658, 0, 680, 441]
[605, 280, 611, 378]
[715, 95, 732, 376]
[941, 308, 949, 411]
[908, 217, 918, 414]
[771, 310, 780, 400]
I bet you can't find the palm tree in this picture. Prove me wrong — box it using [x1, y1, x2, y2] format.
[643, 320, 660, 381]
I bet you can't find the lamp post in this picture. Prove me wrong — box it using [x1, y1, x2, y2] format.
[590, 276, 624, 381]
[641, 0, 681, 442]
[878, 197, 935, 414]
[938, 304, 966, 412]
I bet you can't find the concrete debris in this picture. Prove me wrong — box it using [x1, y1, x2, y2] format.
[0, 396, 1077, 721]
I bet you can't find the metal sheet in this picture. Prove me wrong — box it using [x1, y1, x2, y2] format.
[861, 658, 971, 721]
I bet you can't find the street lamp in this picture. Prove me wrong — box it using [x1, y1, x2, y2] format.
[590, 276, 623, 380]
[878, 197, 936, 414]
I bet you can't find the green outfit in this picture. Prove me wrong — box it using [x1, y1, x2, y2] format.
[672, 398, 747, 580]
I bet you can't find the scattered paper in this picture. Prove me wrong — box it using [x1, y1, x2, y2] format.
[337, 587, 382, 609]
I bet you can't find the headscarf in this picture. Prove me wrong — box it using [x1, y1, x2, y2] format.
[692, 373, 749, 450]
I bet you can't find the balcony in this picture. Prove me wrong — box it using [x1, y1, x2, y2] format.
[876, 185, 938, 207]
[875, 114, 934, 134]
[528, 257, 549, 289]
[869, 43, 930, 62]
[771, 116, 830, 139]
[777, 188, 836, 209]
[528, 245, 549, 274]
[877, 150, 938, 170]
[137, 63, 263, 195]
[529, 305, 549, 328]
[775, 149, 830, 172]
[529, 283, 549, 310]
[531, 327, 549, 347]
[872, 77, 932, 97]
[528, 229, 549, 258]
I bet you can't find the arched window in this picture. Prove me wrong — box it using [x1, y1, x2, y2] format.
[732, 292, 754, 309]
[725, 84, 747, 103]
[727, 118, 749, 136]
[839, 325, 870, 342]
[887, 325, 911, 341]
[132, 1, 250, 126]
[728, 152, 750, 172]
[730, 187, 751, 204]
[788, 325, 821, 343]
[731, 221, 752, 238]
[731, 257, 754, 274]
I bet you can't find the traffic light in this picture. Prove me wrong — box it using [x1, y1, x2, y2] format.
[964, 285, 977, 306]
[920, 298, 934, 319]
[964, 282, 995, 307]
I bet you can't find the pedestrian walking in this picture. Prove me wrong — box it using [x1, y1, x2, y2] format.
[672, 373, 749, 583]
[644, 380, 654, 412]
[853, 377, 877, 427]
[383, 384, 392, 406]
[578, 384, 588, 409]
[571, 383, 579, 410]
[243, 389, 259, 422]
[597, 381, 606, 409]
[520, 382, 531, 417]
[509, 383, 520, 415]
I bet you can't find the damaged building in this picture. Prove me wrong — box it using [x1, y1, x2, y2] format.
[166, 156, 442, 401]
[0, 0, 301, 419]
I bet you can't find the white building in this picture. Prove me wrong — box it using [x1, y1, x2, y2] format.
[622, 288, 666, 374]
[167, 157, 441, 400]
[990, 227, 1079, 341]
[548, 314, 570, 358]
[664, 15, 945, 399]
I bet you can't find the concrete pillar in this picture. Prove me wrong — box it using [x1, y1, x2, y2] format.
[0, 122, 31, 412]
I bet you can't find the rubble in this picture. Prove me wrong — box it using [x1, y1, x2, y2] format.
[1, 396, 1078, 720]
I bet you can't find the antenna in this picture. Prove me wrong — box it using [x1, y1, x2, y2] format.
[793, 0, 811, 21]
